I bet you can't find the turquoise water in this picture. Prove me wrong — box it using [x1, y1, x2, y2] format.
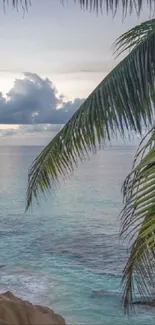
[0, 145, 155, 325]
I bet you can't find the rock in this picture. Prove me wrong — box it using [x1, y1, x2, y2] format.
[0, 291, 65, 325]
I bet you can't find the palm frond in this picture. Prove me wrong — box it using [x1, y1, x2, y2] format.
[26, 19, 155, 209]
[68, 0, 155, 16]
[2, 0, 30, 10]
[4, 0, 155, 16]
[115, 18, 155, 55]
[121, 126, 155, 311]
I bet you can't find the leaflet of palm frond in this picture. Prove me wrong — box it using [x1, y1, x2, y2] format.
[121, 126, 155, 311]
[26, 20, 155, 210]
[3, 0, 30, 10]
[115, 18, 155, 55]
[5, 0, 155, 16]
[63, 0, 155, 16]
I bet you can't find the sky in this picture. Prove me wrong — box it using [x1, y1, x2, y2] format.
[0, 0, 151, 145]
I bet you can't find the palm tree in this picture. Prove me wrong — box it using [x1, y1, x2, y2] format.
[5, 0, 155, 312]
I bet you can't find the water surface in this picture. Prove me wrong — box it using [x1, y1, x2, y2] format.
[0, 145, 154, 325]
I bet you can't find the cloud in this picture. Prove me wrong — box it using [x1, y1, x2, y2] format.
[19, 124, 62, 133]
[0, 73, 84, 124]
[0, 128, 18, 137]
[0, 124, 62, 137]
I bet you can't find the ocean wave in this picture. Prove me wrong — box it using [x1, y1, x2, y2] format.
[0, 265, 60, 307]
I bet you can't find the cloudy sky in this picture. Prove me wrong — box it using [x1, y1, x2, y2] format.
[0, 0, 150, 145]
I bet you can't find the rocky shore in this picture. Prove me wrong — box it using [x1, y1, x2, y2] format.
[0, 291, 65, 325]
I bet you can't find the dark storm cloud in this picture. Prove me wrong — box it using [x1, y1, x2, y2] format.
[0, 73, 84, 124]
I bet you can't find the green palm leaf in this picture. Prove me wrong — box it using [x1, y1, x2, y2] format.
[121, 126, 155, 311]
[26, 19, 155, 209]
[115, 18, 155, 55]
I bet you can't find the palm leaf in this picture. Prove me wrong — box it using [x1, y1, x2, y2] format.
[4, 0, 155, 16]
[121, 126, 155, 311]
[3, 0, 30, 10]
[68, 0, 155, 16]
[26, 19, 155, 209]
[115, 18, 155, 55]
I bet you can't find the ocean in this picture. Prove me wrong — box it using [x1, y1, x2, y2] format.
[0, 145, 154, 325]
